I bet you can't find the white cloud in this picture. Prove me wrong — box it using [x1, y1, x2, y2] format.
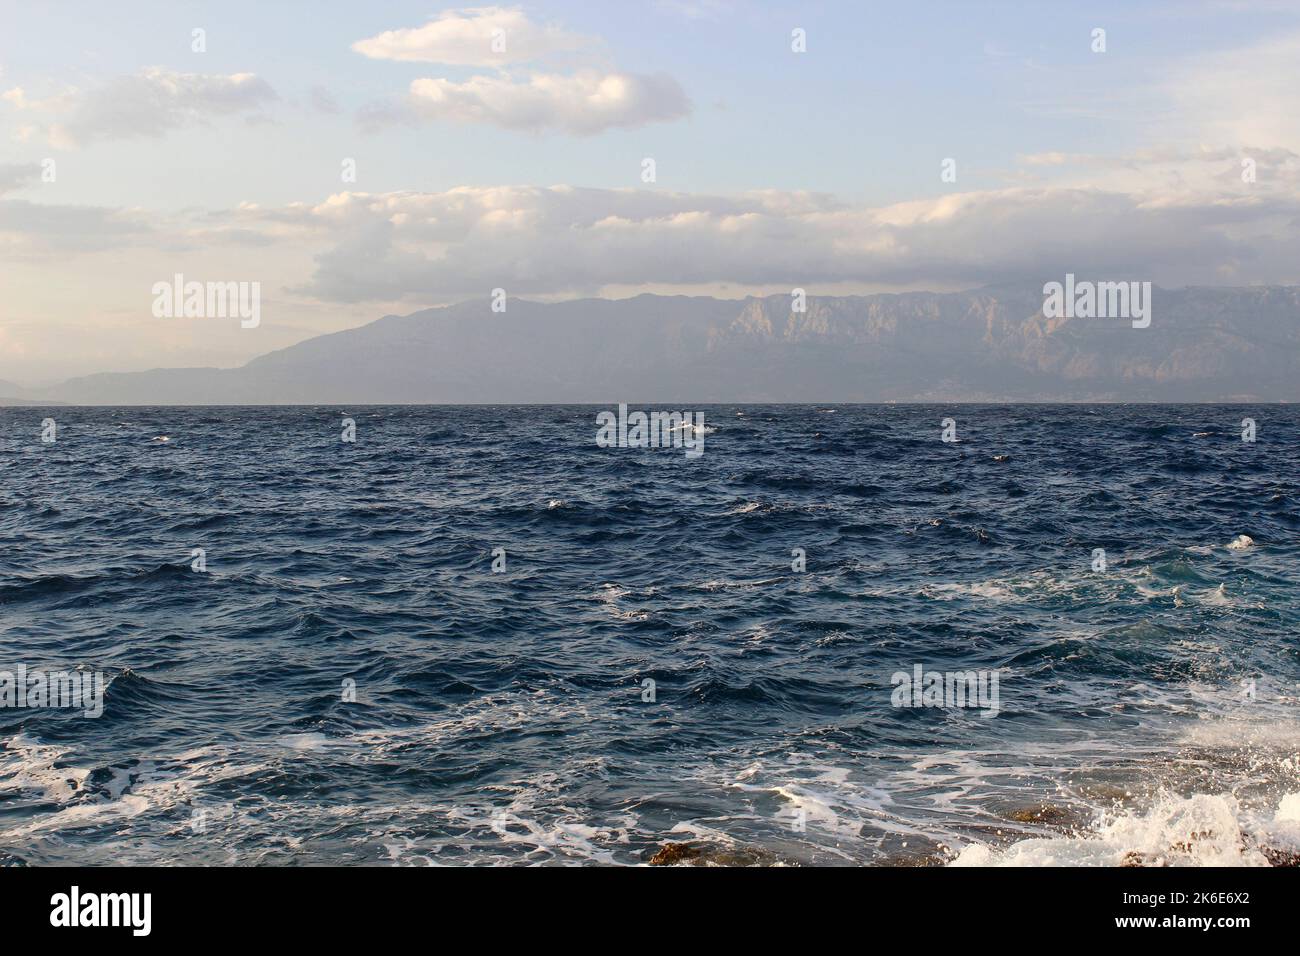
[0, 199, 152, 254]
[352, 6, 592, 66]
[404, 70, 689, 134]
[9, 171, 1300, 306]
[1165, 32, 1300, 152]
[308, 86, 341, 115]
[353, 7, 689, 133]
[0, 162, 40, 194]
[3, 69, 276, 146]
[208, 183, 1300, 304]
[1013, 145, 1300, 197]
[10, 179, 1300, 297]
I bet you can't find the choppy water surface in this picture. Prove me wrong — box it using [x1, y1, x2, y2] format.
[1, 405, 1297, 866]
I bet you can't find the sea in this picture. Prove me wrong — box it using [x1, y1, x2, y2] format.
[1, 404, 1297, 866]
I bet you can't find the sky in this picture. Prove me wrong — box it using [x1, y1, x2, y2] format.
[1, 0, 1299, 382]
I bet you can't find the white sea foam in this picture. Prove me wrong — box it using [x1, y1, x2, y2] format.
[593, 582, 651, 621]
[667, 422, 715, 435]
[922, 580, 1017, 601]
[0, 735, 90, 802]
[275, 732, 339, 751]
[694, 576, 785, 591]
[0, 692, 622, 865]
[950, 791, 1296, 867]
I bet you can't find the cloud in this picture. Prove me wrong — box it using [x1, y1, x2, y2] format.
[3, 69, 277, 146]
[1013, 145, 1300, 197]
[308, 86, 341, 115]
[401, 70, 690, 134]
[1165, 31, 1300, 152]
[10, 173, 1299, 303]
[214, 183, 1300, 304]
[0, 199, 152, 254]
[353, 7, 689, 134]
[352, 6, 592, 66]
[9, 178, 1300, 296]
[0, 162, 40, 194]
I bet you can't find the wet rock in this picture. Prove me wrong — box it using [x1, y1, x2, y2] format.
[877, 851, 951, 867]
[1077, 783, 1131, 803]
[1005, 803, 1083, 827]
[1260, 845, 1300, 867]
[1170, 830, 1215, 854]
[647, 843, 702, 866]
[645, 842, 782, 867]
[876, 834, 954, 866]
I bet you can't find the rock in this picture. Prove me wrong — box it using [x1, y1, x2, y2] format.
[1005, 803, 1081, 827]
[645, 842, 782, 866]
[647, 843, 702, 866]
[1260, 846, 1300, 867]
[877, 851, 951, 866]
[1170, 829, 1216, 854]
[1077, 783, 1130, 802]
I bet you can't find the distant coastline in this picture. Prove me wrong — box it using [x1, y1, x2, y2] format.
[3, 286, 1299, 406]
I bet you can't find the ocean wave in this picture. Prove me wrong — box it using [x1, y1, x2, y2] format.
[950, 791, 1300, 867]
[2, 404, 1297, 865]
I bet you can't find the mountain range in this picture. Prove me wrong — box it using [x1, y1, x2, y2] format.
[4, 285, 1298, 404]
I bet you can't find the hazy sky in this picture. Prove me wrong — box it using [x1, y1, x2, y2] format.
[2, 0, 1299, 381]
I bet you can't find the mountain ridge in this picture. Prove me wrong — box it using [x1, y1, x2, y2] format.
[6, 285, 1299, 404]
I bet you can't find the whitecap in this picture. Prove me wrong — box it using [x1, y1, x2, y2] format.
[950, 791, 1290, 867]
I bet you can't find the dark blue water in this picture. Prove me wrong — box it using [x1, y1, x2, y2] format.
[1, 405, 1297, 866]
